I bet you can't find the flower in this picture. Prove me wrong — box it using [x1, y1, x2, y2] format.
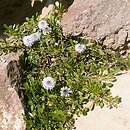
[23, 32, 41, 47]
[23, 35, 34, 47]
[31, 32, 41, 42]
[60, 86, 72, 97]
[75, 44, 86, 53]
[38, 20, 51, 34]
[42, 26, 51, 35]
[42, 76, 55, 90]
[38, 20, 49, 30]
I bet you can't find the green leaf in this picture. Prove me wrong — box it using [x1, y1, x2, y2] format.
[82, 108, 89, 116]
[106, 82, 113, 88]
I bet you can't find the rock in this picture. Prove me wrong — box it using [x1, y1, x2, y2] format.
[40, 0, 74, 19]
[0, 52, 25, 130]
[61, 0, 130, 51]
[40, 0, 55, 19]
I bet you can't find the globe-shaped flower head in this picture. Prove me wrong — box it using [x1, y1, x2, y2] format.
[42, 76, 55, 90]
[31, 32, 41, 42]
[23, 35, 34, 47]
[38, 20, 51, 35]
[75, 44, 86, 53]
[23, 32, 41, 47]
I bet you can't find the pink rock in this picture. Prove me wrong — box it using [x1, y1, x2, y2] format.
[0, 53, 26, 130]
[61, 0, 130, 51]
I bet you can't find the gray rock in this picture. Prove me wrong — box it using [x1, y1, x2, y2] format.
[61, 0, 130, 51]
[0, 53, 25, 130]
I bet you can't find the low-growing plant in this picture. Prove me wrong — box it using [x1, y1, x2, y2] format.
[0, 2, 130, 130]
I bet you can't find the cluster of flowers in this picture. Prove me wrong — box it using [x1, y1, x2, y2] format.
[23, 32, 41, 47]
[22, 20, 87, 97]
[23, 20, 86, 53]
[23, 20, 51, 47]
[42, 76, 72, 97]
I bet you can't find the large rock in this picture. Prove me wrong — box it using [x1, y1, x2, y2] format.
[61, 0, 130, 52]
[0, 53, 25, 130]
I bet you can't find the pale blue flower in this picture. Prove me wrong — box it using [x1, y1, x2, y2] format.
[23, 35, 34, 47]
[42, 26, 51, 35]
[31, 32, 41, 42]
[75, 44, 86, 53]
[60, 86, 72, 97]
[42, 76, 55, 90]
[23, 32, 41, 47]
[38, 20, 51, 35]
[38, 20, 49, 30]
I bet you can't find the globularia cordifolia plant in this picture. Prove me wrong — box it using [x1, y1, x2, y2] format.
[0, 2, 130, 130]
